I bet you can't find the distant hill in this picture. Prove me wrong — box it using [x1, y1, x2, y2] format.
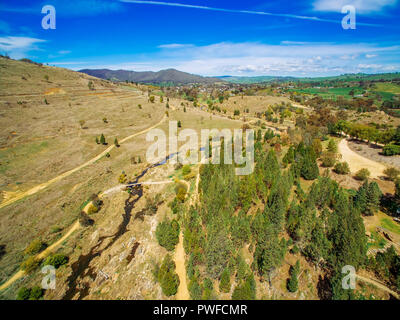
[219, 73, 400, 84]
[79, 68, 222, 85]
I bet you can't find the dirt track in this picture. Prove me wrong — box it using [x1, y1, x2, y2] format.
[356, 275, 399, 299]
[0, 115, 167, 210]
[338, 139, 387, 179]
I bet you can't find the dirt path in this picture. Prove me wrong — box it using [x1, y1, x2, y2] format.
[0, 115, 167, 210]
[356, 275, 399, 299]
[0, 195, 105, 291]
[338, 139, 387, 179]
[174, 170, 200, 300]
[174, 232, 189, 300]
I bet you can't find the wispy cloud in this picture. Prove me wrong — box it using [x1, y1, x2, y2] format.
[68, 41, 400, 76]
[120, 0, 380, 26]
[313, 0, 398, 15]
[158, 43, 193, 49]
[0, 36, 46, 59]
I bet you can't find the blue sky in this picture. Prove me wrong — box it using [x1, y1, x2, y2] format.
[0, 0, 399, 76]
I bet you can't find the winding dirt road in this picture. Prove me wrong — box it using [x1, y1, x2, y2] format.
[356, 275, 399, 299]
[338, 139, 387, 179]
[174, 171, 200, 300]
[0, 115, 167, 210]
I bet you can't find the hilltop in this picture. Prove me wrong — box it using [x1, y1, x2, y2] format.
[79, 68, 222, 85]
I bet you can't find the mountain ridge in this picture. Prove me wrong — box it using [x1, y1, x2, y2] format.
[79, 68, 222, 84]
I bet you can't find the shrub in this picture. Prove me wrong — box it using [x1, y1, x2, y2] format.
[182, 165, 191, 176]
[231, 274, 256, 300]
[157, 254, 179, 296]
[29, 286, 44, 300]
[17, 287, 31, 300]
[334, 162, 350, 175]
[384, 167, 400, 181]
[21, 256, 40, 273]
[355, 168, 370, 181]
[79, 211, 94, 227]
[287, 261, 300, 293]
[234, 109, 240, 116]
[321, 151, 337, 167]
[383, 144, 400, 156]
[327, 139, 338, 153]
[17, 286, 43, 300]
[156, 219, 180, 251]
[44, 254, 69, 268]
[24, 239, 46, 256]
[149, 96, 155, 103]
[219, 268, 231, 293]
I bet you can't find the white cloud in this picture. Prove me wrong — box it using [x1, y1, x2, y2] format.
[0, 36, 46, 59]
[365, 54, 377, 58]
[313, 0, 398, 14]
[158, 43, 193, 49]
[74, 41, 400, 77]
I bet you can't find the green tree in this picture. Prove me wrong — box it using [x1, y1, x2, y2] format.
[327, 139, 338, 153]
[100, 134, 106, 145]
[178, 120, 182, 128]
[17, 287, 31, 300]
[301, 149, 319, 180]
[114, 138, 119, 147]
[219, 268, 231, 293]
[44, 254, 68, 268]
[156, 219, 180, 251]
[29, 286, 43, 300]
[231, 274, 256, 300]
[157, 254, 180, 296]
[287, 260, 300, 292]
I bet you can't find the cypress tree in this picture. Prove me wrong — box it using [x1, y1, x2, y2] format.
[287, 260, 300, 292]
[366, 181, 381, 215]
[219, 268, 231, 293]
[100, 133, 106, 145]
[301, 149, 319, 180]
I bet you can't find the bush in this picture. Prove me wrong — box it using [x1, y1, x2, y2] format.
[44, 254, 68, 268]
[157, 254, 179, 296]
[219, 268, 231, 293]
[334, 162, 350, 175]
[234, 109, 240, 116]
[17, 287, 31, 300]
[383, 144, 400, 156]
[21, 256, 40, 273]
[182, 165, 191, 176]
[156, 219, 180, 251]
[384, 167, 400, 181]
[287, 261, 300, 293]
[24, 239, 46, 256]
[16, 286, 43, 300]
[231, 274, 256, 300]
[321, 152, 337, 167]
[29, 286, 44, 300]
[327, 139, 338, 153]
[355, 168, 370, 181]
